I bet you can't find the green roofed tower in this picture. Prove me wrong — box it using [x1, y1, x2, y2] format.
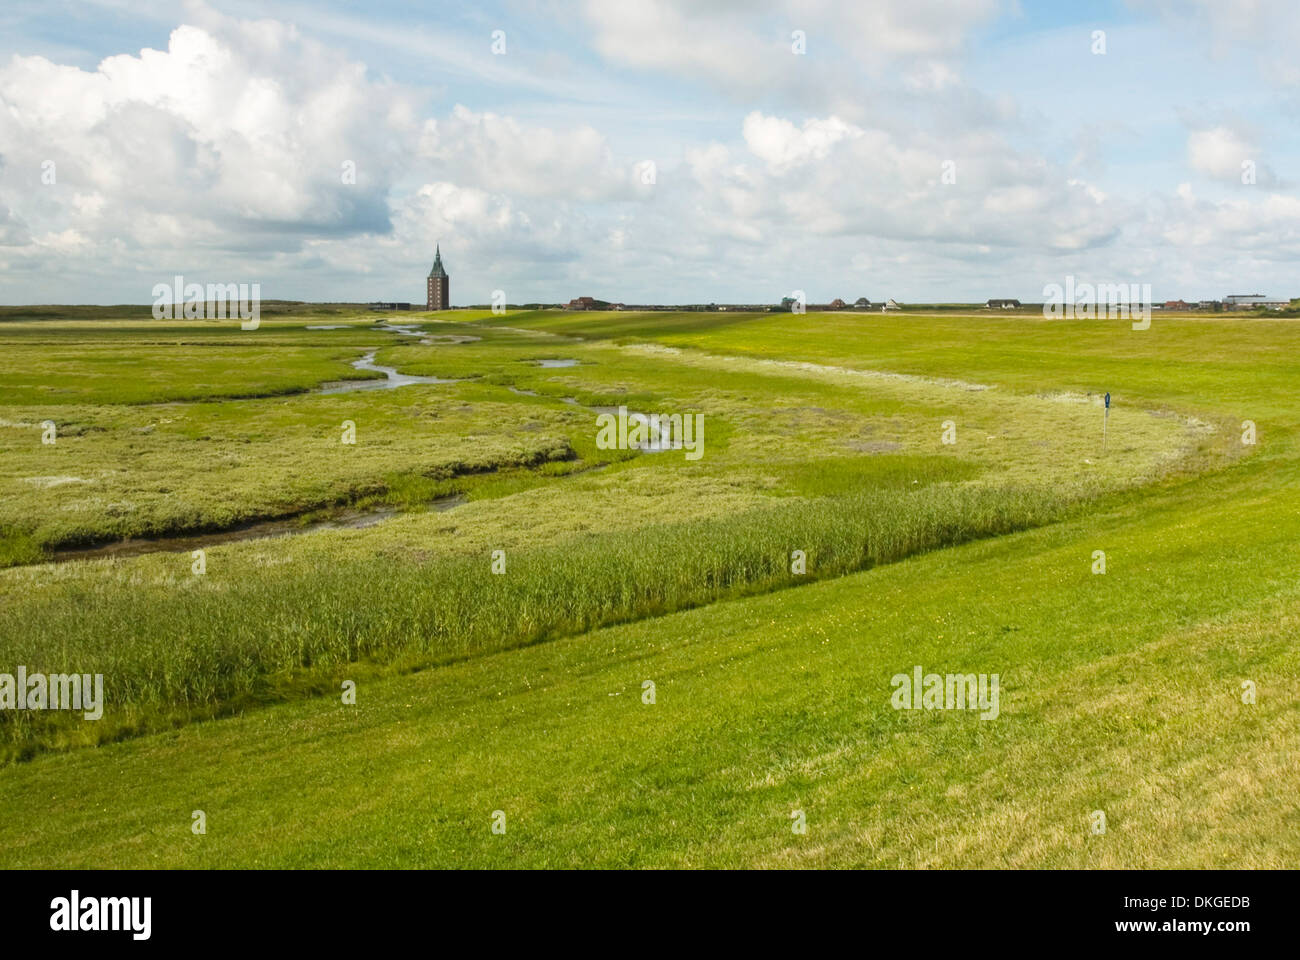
[426, 245, 449, 310]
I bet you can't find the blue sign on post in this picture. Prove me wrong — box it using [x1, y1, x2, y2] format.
[1102, 392, 1110, 454]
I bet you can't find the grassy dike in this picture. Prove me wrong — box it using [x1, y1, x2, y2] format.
[0, 453, 1294, 868]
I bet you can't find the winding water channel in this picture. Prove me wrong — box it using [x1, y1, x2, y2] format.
[48, 326, 665, 563]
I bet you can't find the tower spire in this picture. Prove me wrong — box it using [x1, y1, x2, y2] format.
[428, 245, 447, 278]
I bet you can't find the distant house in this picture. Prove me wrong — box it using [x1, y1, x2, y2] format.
[986, 298, 1021, 309]
[828, 298, 847, 310]
[565, 296, 598, 310]
[368, 302, 412, 311]
[1164, 300, 1192, 311]
[853, 297, 871, 309]
[882, 299, 903, 311]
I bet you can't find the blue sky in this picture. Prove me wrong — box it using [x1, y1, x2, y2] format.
[1, 0, 1297, 304]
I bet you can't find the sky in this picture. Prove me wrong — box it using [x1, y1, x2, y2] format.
[1, 0, 1298, 305]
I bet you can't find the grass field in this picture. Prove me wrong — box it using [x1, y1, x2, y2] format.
[0, 306, 1295, 867]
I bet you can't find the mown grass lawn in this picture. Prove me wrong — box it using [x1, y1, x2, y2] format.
[0, 307, 1295, 867]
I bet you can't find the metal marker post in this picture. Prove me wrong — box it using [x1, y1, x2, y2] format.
[1103, 392, 1110, 455]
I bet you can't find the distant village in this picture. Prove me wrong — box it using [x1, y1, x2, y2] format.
[556, 293, 1297, 313]
[364, 249, 1295, 314]
[369, 293, 1296, 313]
[561, 295, 902, 312]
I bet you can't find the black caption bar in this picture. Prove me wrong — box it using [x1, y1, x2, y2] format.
[0, 869, 1281, 946]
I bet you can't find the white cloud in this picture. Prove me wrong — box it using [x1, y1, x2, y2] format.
[580, 0, 778, 96]
[742, 112, 862, 172]
[1187, 127, 1255, 180]
[1158, 187, 1300, 254]
[838, 0, 1002, 56]
[720, 111, 1121, 254]
[579, 0, 1002, 104]
[418, 106, 640, 202]
[0, 7, 419, 270]
[1, 1, 1299, 305]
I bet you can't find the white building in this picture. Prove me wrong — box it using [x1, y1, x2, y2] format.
[1223, 294, 1289, 310]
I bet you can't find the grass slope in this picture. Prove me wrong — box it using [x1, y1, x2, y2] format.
[1, 461, 1295, 868]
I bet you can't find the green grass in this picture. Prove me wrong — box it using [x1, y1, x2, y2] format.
[0, 306, 1293, 867]
[0, 459, 1294, 868]
[0, 310, 1216, 757]
[0, 482, 1072, 757]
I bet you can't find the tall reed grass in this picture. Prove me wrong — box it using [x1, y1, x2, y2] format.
[0, 483, 1070, 758]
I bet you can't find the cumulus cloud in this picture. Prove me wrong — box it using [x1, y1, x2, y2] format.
[1185, 126, 1279, 186]
[725, 111, 1120, 252]
[0, 6, 418, 270]
[418, 106, 642, 202]
[1159, 185, 1300, 254]
[742, 112, 862, 172]
[580, 0, 780, 97]
[2, 1, 1299, 305]
[0, 7, 654, 299]
[837, 0, 1002, 56]
[579, 0, 1002, 106]
[1188, 127, 1255, 180]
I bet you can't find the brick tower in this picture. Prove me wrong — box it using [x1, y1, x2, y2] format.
[426, 245, 449, 311]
